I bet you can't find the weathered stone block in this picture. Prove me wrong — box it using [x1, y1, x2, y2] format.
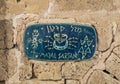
[18, 53, 32, 80]
[19, 62, 32, 80]
[66, 80, 79, 84]
[6, 48, 32, 81]
[0, 20, 6, 49]
[0, 0, 6, 17]
[54, 0, 115, 11]
[24, 0, 49, 13]
[95, 21, 112, 51]
[5, 20, 14, 49]
[105, 53, 120, 80]
[34, 62, 64, 80]
[6, 0, 26, 15]
[114, 0, 120, 10]
[0, 20, 14, 49]
[6, 0, 49, 15]
[0, 21, 5, 40]
[0, 50, 7, 81]
[6, 49, 17, 78]
[87, 70, 120, 84]
[20, 79, 64, 84]
[0, 41, 5, 49]
[62, 58, 96, 79]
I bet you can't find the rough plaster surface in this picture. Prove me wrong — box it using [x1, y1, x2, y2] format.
[0, 0, 120, 84]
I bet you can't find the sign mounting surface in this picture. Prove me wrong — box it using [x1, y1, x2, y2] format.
[23, 24, 97, 60]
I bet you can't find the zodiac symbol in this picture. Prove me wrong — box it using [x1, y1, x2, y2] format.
[78, 35, 93, 59]
[27, 29, 43, 49]
[31, 29, 39, 49]
[53, 33, 68, 50]
[44, 33, 78, 50]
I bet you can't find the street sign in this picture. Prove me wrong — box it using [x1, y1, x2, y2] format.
[23, 24, 97, 60]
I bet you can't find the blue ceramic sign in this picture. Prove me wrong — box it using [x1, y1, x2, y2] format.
[23, 24, 97, 60]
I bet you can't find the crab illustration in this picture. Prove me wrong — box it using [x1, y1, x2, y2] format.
[53, 33, 68, 50]
[44, 33, 78, 50]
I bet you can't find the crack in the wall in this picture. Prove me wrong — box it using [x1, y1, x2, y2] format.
[113, 75, 119, 81]
[61, 62, 66, 79]
[103, 49, 113, 63]
[30, 63, 37, 79]
[103, 69, 110, 74]
[80, 22, 120, 84]
[103, 69, 119, 81]
[85, 69, 97, 84]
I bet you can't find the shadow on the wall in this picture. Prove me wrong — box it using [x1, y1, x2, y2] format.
[0, 1, 7, 84]
[0, 81, 5, 84]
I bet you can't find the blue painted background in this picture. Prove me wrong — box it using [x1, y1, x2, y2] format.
[23, 24, 97, 60]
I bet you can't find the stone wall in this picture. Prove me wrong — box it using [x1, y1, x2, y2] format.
[0, 0, 120, 84]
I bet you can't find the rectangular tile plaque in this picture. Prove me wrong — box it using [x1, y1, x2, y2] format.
[23, 24, 97, 60]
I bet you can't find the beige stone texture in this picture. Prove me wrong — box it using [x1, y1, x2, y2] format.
[0, 0, 6, 19]
[6, 49, 17, 78]
[7, 79, 64, 84]
[33, 62, 64, 80]
[105, 53, 120, 80]
[62, 58, 97, 79]
[87, 70, 120, 84]
[20, 79, 64, 84]
[0, 20, 14, 49]
[0, 50, 7, 81]
[53, 0, 115, 11]
[114, 0, 120, 10]
[115, 21, 120, 42]
[0, 40, 5, 49]
[0, 20, 6, 49]
[6, 0, 49, 16]
[0, 20, 5, 40]
[0, 30, 5, 41]
[24, 0, 49, 13]
[113, 46, 120, 56]
[66, 80, 79, 84]
[7, 52, 32, 81]
[19, 61, 32, 80]
[5, 20, 14, 49]
[95, 20, 113, 51]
